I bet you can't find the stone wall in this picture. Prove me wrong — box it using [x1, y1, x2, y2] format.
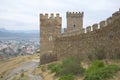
[40, 13, 62, 64]
[54, 10, 120, 60]
[40, 10, 120, 64]
[66, 12, 84, 32]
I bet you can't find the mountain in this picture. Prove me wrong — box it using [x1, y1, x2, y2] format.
[0, 28, 65, 40]
[0, 28, 8, 32]
[0, 28, 39, 40]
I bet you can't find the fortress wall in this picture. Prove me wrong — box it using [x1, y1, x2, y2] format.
[66, 12, 84, 32]
[54, 10, 120, 60]
[40, 13, 62, 64]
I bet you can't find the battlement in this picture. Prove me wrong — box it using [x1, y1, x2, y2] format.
[40, 9, 120, 64]
[59, 9, 120, 37]
[40, 13, 61, 20]
[112, 10, 120, 19]
[86, 26, 91, 33]
[99, 20, 106, 28]
[67, 11, 84, 17]
[83, 9, 120, 33]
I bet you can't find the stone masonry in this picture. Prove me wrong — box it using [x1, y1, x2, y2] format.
[40, 13, 62, 64]
[40, 9, 120, 64]
[65, 12, 84, 32]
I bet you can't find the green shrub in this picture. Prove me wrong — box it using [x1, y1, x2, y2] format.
[21, 69, 24, 77]
[47, 56, 84, 77]
[87, 49, 106, 61]
[60, 56, 84, 76]
[59, 74, 75, 80]
[84, 60, 120, 80]
[48, 63, 62, 76]
[19, 77, 27, 80]
[48, 63, 57, 70]
[41, 66, 46, 72]
[0, 75, 3, 78]
[88, 60, 104, 71]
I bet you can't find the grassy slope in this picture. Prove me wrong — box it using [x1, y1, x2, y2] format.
[0, 53, 40, 80]
[33, 60, 120, 80]
[0, 54, 120, 80]
[33, 62, 58, 80]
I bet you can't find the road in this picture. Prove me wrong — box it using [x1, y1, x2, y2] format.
[4, 60, 43, 80]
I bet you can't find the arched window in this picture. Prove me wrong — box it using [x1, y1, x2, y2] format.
[49, 36, 53, 41]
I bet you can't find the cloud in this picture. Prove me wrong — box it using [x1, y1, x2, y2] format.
[0, 0, 120, 30]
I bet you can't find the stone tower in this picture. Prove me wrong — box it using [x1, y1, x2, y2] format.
[66, 12, 84, 32]
[40, 13, 62, 64]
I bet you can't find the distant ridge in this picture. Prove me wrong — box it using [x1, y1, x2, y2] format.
[0, 28, 39, 40]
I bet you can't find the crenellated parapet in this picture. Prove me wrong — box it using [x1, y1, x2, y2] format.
[92, 23, 99, 31]
[106, 17, 112, 24]
[67, 12, 84, 17]
[40, 13, 61, 20]
[82, 28, 85, 33]
[40, 9, 120, 64]
[112, 10, 120, 21]
[40, 13, 62, 29]
[55, 9, 120, 62]
[86, 26, 91, 33]
[40, 13, 62, 64]
[66, 11, 84, 32]
[59, 9, 120, 37]
[99, 20, 106, 28]
[84, 9, 120, 33]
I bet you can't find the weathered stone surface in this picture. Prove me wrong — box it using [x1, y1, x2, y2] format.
[40, 14, 62, 64]
[92, 23, 98, 31]
[55, 15, 120, 60]
[66, 12, 83, 32]
[86, 26, 91, 33]
[100, 20, 106, 28]
[40, 10, 120, 64]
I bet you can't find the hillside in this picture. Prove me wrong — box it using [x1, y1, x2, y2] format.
[32, 58, 120, 80]
[0, 53, 43, 80]
[0, 28, 39, 40]
[0, 54, 120, 80]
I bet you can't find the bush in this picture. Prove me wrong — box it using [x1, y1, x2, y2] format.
[59, 74, 75, 80]
[21, 69, 24, 77]
[61, 56, 84, 75]
[48, 63, 62, 76]
[88, 60, 104, 71]
[84, 60, 120, 80]
[41, 66, 46, 72]
[0, 75, 3, 78]
[47, 55, 84, 79]
[48, 63, 57, 70]
[87, 49, 106, 61]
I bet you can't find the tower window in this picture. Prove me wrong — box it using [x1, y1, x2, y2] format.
[73, 24, 75, 29]
[49, 36, 53, 41]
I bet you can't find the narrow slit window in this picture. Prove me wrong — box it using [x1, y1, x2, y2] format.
[73, 24, 75, 30]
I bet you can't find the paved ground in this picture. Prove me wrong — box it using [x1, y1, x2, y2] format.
[4, 60, 43, 80]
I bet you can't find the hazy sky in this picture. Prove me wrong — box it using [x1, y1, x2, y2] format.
[0, 0, 120, 30]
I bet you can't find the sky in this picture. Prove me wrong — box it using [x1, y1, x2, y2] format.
[0, 0, 120, 30]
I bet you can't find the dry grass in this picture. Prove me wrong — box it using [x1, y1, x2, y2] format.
[33, 59, 120, 80]
[0, 53, 40, 79]
[10, 70, 29, 80]
[109, 71, 120, 80]
[33, 62, 59, 80]
[0, 54, 120, 80]
[107, 59, 120, 80]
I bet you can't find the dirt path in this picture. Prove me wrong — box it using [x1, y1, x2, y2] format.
[4, 60, 43, 80]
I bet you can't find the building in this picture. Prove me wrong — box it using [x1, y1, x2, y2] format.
[40, 9, 120, 64]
